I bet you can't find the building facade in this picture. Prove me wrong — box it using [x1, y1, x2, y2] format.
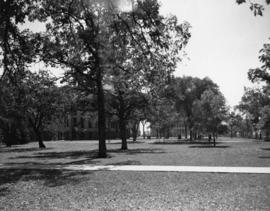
[54, 111, 128, 140]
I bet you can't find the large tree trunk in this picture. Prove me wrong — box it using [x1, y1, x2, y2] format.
[36, 130, 46, 148]
[96, 70, 107, 158]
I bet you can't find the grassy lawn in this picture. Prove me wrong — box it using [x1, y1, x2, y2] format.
[0, 170, 270, 210]
[1, 137, 270, 210]
[1, 137, 270, 167]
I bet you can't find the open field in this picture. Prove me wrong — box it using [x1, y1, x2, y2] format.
[1, 137, 270, 167]
[1, 137, 270, 210]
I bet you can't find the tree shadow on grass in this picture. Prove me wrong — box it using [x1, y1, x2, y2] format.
[10, 150, 99, 160]
[261, 148, 270, 151]
[108, 148, 165, 155]
[0, 168, 94, 189]
[7, 148, 164, 166]
[0, 147, 53, 153]
[0, 186, 10, 196]
[7, 150, 101, 166]
[107, 141, 146, 145]
[107, 160, 142, 165]
[258, 156, 270, 159]
[151, 140, 218, 145]
[189, 145, 230, 148]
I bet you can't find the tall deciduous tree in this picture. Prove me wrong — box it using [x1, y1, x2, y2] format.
[0, 0, 44, 146]
[39, 0, 190, 155]
[107, 6, 190, 149]
[258, 105, 270, 141]
[196, 89, 227, 146]
[237, 87, 269, 136]
[24, 70, 62, 148]
[173, 76, 219, 141]
[228, 112, 243, 138]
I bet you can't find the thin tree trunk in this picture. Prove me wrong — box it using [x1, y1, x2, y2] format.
[208, 133, 211, 143]
[132, 122, 139, 142]
[142, 122, 145, 139]
[33, 127, 46, 148]
[213, 132, 216, 147]
[96, 70, 107, 157]
[120, 118, 127, 150]
[189, 128, 193, 141]
[184, 124, 188, 139]
[37, 131, 46, 148]
[117, 92, 128, 150]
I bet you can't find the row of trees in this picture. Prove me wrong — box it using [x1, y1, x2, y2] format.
[148, 76, 228, 146]
[0, 0, 191, 156]
[2, 0, 268, 155]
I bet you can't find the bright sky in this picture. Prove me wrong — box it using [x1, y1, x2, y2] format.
[22, 0, 270, 107]
[159, 0, 270, 107]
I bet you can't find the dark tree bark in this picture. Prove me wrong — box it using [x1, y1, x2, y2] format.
[96, 70, 107, 157]
[116, 91, 128, 150]
[213, 132, 216, 147]
[184, 124, 188, 139]
[208, 134, 212, 143]
[119, 118, 127, 150]
[189, 129, 193, 141]
[36, 130, 46, 148]
[29, 116, 46, 149]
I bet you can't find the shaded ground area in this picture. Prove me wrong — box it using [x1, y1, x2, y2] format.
[0, 170, 269, 211]
[1, 137, 270, 210]
[1, 137, 270, 167]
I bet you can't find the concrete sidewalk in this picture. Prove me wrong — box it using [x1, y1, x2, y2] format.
[63, 165, 270, 174]
[1, 164, 270, 174]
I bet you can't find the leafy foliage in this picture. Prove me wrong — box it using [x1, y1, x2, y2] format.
[236, 0, 270, 16]
[248, 42, 270, 84]
[37, 0, 190, 153]
[194, 89, 227, 134]
[172, 76, 220, 139]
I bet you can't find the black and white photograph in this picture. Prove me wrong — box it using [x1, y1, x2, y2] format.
[0, 0, 270, 210]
